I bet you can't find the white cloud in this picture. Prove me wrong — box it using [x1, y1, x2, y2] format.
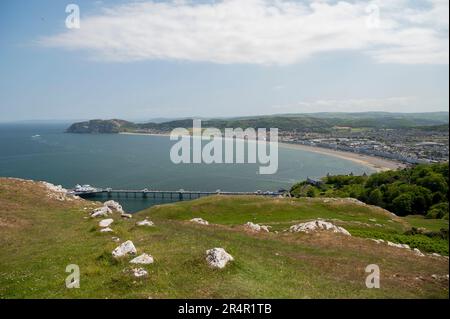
[40, 0, 449, 65]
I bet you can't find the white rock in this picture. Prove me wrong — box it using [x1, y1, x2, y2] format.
[413, 248, 425, 257]
[371, 239, 385, 244]
[112, 240, 137, 258]
[136, 219, 154, 227]
[206, 248, 234, 269]
[131, 268, 148, 278]
[41, 181, 75, 201]
[190, 218, 209, 225]
[130, 253, 154, 265]
[386, 241, 412, 250]
[289, 220, 351, 236]
[91, 206, 112, 218]
[100, 227, 113, 233]
[103, 200, 124, 214]
[111, 236, 120, 242]
[99, 218, 114, 228]
[121, 213, 133, 219]
[244, 222, 270, 232]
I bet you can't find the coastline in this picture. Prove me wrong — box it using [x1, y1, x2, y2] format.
[119, 132, 405, 172]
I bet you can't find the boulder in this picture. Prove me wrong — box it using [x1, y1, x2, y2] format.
[244, 222, 270, 232]
[205, 248, 234, 269]
[99, 218, 114, 228]
[41, 181, 75, 201]
[103, 200, 124, 214]
[413, 248, 425, 257]
[112, 240, 137, 258]
[190, 218, 209, 225]
[387, 241, 410, 249]
[289, 220, 350, 236]
[100, 227, 113, 233]
[111, 236, 120, 242]
[91, 206, 112, 218]
[121, 213, 133, 219]
[131, 268, 148, 278]
[130, 253, 154, 265]
[136, 219, 154, 227]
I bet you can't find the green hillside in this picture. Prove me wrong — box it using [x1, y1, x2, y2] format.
[0, 178, 448, 298]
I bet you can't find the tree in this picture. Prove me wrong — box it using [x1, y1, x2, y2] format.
[392, 193, 414, 216]
[368, 189, 384, 206]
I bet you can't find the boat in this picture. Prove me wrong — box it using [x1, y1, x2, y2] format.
[74, 184, 97, 193]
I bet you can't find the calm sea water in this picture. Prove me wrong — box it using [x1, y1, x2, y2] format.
[0, 123, 374, 212]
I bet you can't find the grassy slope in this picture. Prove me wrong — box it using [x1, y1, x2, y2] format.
[0, 178, 448, 299]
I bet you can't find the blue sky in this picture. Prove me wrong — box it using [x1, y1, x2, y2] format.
[0, 0, 448, 122]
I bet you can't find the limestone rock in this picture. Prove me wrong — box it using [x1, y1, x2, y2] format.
[131, 268, 148, 278]
[41, 181, 76, 201]
[99, 218, 114, 228]
[112, 240, 137, 258]
[130, 253, 154, 265]
[121, 213, 133, 219]
[244, 222, 270, 232]
[100, 227, 113, 233]
[387, 241, 410, 249]
[289, 220, 350, 236]
[136, 219, 154, 227]
[91, 206, 112, 218]
[103, 200, 124, 214]
[206, 248, 234, 269]
[190, 218, 209, 225]
[413, 248, 425, 257]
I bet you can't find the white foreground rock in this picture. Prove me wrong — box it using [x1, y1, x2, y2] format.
[131, 268, 148, 278]
[206, 248, 234, 269]
[100, 227, 113, 233]
[112, 240, 137, 258]
[99, 218, 114, 228]
[91, 206, 112, 218]
[41, 181, 76, 201]
[104, 200, 124, 214]
[387, 241, 410, 250]
[130, 253, 154, 265]
[244, 222, 270, 232]
[289, 220, 351, 236]
[190, 218, 209, 225]
[136, 219, 154, 227]
[413, 248, 425, 257]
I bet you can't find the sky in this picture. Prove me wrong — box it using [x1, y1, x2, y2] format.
[0, 0, 448, 122]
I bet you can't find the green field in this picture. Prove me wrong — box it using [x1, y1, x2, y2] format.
[0, 178, 448, 298]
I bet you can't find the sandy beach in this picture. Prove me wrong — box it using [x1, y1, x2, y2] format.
[119, 132, 405, 172]
[278, 143, 405, 172]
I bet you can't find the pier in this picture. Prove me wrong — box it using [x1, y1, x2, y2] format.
[70, 187, 283, 200]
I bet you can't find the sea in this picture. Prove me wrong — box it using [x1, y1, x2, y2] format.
[0, 122, 374, 212]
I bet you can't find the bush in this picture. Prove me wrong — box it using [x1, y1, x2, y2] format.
[426, 202, 449, 219]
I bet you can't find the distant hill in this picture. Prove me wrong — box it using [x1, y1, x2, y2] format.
[66, 112, 449, 134]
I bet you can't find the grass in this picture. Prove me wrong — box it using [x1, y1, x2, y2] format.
[0, 178, 448, 299]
